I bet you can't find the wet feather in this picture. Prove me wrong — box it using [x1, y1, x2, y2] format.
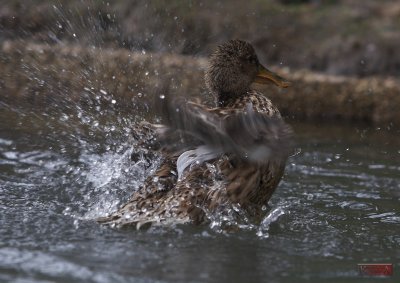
[97, 40, 294, 229]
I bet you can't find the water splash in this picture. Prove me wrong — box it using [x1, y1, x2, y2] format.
[205, 199, 287, 237]
[256, 207, 286, 238]
[81, 147, 161, 220]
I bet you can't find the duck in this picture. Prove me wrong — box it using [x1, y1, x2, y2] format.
[97, 39, 294, 229]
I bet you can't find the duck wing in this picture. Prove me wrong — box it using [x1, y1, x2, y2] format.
[157, 96, 294, 164]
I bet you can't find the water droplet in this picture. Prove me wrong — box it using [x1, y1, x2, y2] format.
[73, 33, 77, 38]
[111, 99, 116, 104]
[201, 231, 210, 237]
[60, 114, 69, 122]
[145, 71, 149, 76]
[159, 94, 165, 99]
[73, 219, 79, 228]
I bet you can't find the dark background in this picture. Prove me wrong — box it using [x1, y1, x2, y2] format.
[1, 0, 400, 77]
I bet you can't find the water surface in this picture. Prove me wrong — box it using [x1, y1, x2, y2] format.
[0, 101, 399, 283]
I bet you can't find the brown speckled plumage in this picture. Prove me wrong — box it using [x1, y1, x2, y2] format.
[97, 40, 293, 228]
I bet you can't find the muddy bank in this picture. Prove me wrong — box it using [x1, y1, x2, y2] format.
[1, 1, 400, 77]
[1, 41, 399, 127]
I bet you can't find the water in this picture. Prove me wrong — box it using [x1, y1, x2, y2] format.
[0, 96, 399, 282]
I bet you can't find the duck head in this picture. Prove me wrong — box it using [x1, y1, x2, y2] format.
[205, 39, 290, 106]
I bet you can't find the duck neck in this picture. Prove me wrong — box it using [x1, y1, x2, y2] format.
[217, 90, 249, 107]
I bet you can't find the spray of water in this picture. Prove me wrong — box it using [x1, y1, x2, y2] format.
[0, 2, 287, 237]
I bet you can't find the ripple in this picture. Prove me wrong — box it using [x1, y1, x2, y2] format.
[0, 138, 13, 146]
[338, 201, 375, 211]
[293, 164, 372, 180]
[368, 164, 386, 169]
[355, 192, 381, 199]
[0, 247, 159, 283]
[367, 212, 400, 223]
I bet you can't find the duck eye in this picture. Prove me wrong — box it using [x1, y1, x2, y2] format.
[247, 57, 257, 64]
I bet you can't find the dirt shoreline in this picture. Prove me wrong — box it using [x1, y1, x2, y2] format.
[1, 41, 399, 127]
[2, 1, 400, 78]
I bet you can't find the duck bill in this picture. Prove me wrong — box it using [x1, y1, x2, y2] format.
[254, 65, 291, 88]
